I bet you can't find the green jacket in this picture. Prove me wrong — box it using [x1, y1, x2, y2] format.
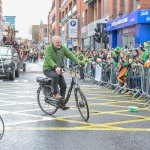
[43, 45, 79, 71]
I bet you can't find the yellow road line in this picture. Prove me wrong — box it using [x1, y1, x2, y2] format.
[6, 126, 150, 132]
[102, 118, 150, 126]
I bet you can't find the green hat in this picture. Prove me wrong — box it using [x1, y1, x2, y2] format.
[115, 47, 121, 53]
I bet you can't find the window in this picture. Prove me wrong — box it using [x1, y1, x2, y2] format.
[114, 0, 118, 17]
[121, 0, 126, 14]
[52, 29, 55, 37]
[104, 0, 108, 16]
[44, 28, 47, 33]
[52, 15, 55, 24]
[69, 2, 72, 11]
[82, 12, 85, 27]
[132, 0, 140, 11]
[74, 0, 77, 6]
[52, 1, 55, 9]
[62, 11, 64, 18]
[0, 47, 11, 56]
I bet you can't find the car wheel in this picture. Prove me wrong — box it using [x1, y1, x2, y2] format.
[23, 63, 26, 72]
[8, 69, 15, 80]
[15, 69, 20, 77]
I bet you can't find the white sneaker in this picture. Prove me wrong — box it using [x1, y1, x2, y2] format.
[125, 91, 132, 95]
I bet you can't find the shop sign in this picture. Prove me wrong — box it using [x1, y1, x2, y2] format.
[106, 10, 150, 31]
[111, 17, 128, 27]
[68, 19, 78, 38]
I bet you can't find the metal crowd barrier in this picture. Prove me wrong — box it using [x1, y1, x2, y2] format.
[144, 68, 150, 108]
[106, 64, 118, 89]
[84, 62, 94, 82]
[84, 61, 150, 108]
[93, 62, 110, 85]
[136, 66, 149, 100]
[113, 64, 142, 97]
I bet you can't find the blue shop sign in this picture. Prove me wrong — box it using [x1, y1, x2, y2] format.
[68, 40, 72, 48]
[106, 9, 150, 31]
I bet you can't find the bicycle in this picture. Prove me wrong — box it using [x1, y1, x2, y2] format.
[0, 116, 4, 140]
[36, 65, 89, 121]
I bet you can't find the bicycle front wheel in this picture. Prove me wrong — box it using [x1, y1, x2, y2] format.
[0, 116, 4, 140]
[75, 89, 89, 121]
[37, 86, 58, 115]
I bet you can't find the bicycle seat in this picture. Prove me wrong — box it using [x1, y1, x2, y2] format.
[36, 77, 52, 84]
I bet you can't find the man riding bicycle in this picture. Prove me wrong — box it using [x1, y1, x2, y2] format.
[43, 35, 81, 101]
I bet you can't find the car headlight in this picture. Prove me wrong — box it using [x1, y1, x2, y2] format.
[7, 67, 11, 71]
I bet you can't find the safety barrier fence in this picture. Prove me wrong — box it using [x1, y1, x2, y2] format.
[65, 59, 150, 108]
[84, 62, 150, 108]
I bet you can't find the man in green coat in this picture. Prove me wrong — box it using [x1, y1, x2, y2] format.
[43, 35, 80, 100]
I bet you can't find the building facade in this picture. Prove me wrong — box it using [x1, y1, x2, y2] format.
[81, 0, 109, 50]
[39, 21, 48, 44]
[0, 0, 3, 42]
[106, 0, 150, 48]
[60, 0, 79, 50]
[48, 0, 150, 50]
[32, 25, 40, 44]
[48, 0, 61, 44]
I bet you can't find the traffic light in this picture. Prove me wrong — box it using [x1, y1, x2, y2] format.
[102, 34, 109, 43]
[94, 28, 101, 43]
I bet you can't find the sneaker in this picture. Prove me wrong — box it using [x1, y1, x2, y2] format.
[121, 90, 126, 94]
[125, 91, 132, 95]
[53, 93, 62, 100]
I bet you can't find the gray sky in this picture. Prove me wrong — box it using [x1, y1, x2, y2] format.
[3, 0, 51, 39]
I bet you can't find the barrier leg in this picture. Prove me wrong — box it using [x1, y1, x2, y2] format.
[113, 86, 119, 94]
[106, 84, 112, 89]
[132, 91, 140, 99]
[115, 87, 122, 95]
[136, 93, 144, 100]
[144, 100, 150, 106]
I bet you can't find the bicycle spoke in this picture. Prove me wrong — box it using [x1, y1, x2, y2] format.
[75, 89, 89, 121]
[37, 86, 58, 115]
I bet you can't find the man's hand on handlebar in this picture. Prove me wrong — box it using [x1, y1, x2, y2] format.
[55, 67, 62, 75]
[78, 61, 85, 67]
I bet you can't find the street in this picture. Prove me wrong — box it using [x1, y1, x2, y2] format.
[0, 61, 150, 150]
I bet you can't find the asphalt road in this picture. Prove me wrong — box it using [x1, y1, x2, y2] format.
[0, 62, 150, 150]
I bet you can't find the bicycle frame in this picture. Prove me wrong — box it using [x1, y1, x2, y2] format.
[60, 67, 80, 106]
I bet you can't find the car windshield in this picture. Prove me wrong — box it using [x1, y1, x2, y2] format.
[0, 47, 12, 56]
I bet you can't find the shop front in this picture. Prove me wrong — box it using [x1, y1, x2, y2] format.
[106, 9, 150, 48]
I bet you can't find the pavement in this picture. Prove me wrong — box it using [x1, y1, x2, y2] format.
[25, 60, 43, 73]
[0, 62, 150, 150]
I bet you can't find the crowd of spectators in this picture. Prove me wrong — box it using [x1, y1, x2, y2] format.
[76, 44, 150, 95]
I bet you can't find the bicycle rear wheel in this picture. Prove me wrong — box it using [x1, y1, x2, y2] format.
[37, 86, 58, 115]
[0, 116, 4, 140]
[75, 89, 89, 121]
